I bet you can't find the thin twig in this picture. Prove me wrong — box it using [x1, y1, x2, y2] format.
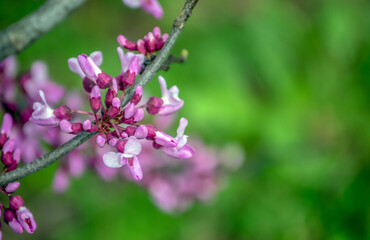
[0, 0, 87, 61]
[0, 0, 199, 186]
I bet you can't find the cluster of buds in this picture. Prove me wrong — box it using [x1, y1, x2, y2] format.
[118, 27, 169, 58]
[30, 26, 194, 181]
[0, 114, 37, 236]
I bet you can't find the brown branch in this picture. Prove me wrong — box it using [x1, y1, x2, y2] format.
[0, 0, 199, 186]
[0, 0, 87, 61]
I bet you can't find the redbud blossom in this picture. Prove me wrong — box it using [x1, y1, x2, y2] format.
[162, 118, 194, 159]
[157, 76, 184, 116]
[29, 90, 60, 127]
[0, 113, 12, 147]
[16, 207, 36, 234]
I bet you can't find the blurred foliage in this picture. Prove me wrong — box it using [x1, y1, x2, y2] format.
[1, 0, 370, 239]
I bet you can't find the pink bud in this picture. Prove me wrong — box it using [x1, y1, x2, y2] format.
[83, 120, 92, 131]
[82, 77, 96, 93]
[131, 85, 143, 104]
[5, 182, 20, 193]
[137, 39, 147, 55]
[9, 196, 24, 211]
[108, 137, 118, 147]
[123, 71, 136, 88]
[16, 207, 37, 234]
[156, 33, 168, 50]
[107, 97, 121, 118]
[97, 72, 112, 89]
[117, 35, 137, 51]
[105, 88, 117, 107]
[146, 97, 164, 114]
[71, 123, 83, 134]
[153, 26, 161, 40]
[116, 139, 127, 153]
[96, 134, 106, 148]
[125, 126, 136, 137]
[53, 105, 72, 120]
[90, 86, 101, 113]
[145, 32, 156, 52]
[4, 209, 24, 234]
[124, 103, 135, 119]
[133, 108, 144, 122]
[134, 125, 148, 139]
[60, 120, 73, 133]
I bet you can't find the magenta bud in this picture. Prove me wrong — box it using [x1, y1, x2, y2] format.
[156, 33, 168, 50]
[71, 123, 83, 134]
[5, 182, 20, 193]
[97, 72, 112, 89]
[131, 86, 143, 104]
[108, 137, 118, 147]
[9, 196, 24, 211]
[123, 71, 136, 88]
[90, 86, 101, 113]
[153, 26, 161, 40]
[146, 97, 164, 114]
[116, 139, 127, 153]
[137, 39, 147, 55]
[108, 98, 121, 118]
[105, 88, 117, 107]
[96, 134, 106, 148]
[145, 124, 157, 140]
[83, 120, 92, 131]
[121, 132, 128, 139]
[133, 108, 144, 122]
[60, 120, 73, 133]
[125, 126, 136, 136]
[124, 103, 136, 119]
[134, 125, 148, 139]
[82, 77, 96, 93]
[117, 35, 137, 50]
[53, 105, 72, 121]
[145, 32, 156, 52]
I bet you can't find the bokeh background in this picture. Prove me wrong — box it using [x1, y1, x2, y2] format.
[1, 0, 370, 239]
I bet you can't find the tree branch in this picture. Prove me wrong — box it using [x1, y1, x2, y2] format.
[0, 0, 87, 61]
[0, 0, 199, 186]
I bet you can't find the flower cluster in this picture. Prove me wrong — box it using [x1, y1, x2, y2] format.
[0, 114, 36, 236]
[118, 27, 168, 58]
[29, 26, 194, 181]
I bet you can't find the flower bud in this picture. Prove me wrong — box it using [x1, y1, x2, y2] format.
[117, 35, 137, 51]
[4, 209, 24, 234]
[97, 72, 112, 89]
[137, 39, 147, 55]
[9, 196, 24, 211]
[82, 77, 96, 93]
[146, 97, 163, 114]
[107, 98, 121, 118]
[90, 86, 101, 113]
[53, 105, 72, 121]
[125, 126, 136, 137]
[145, 32, 156, 52]
[96, 134, 106, 148]
[131, 85, 143, 104]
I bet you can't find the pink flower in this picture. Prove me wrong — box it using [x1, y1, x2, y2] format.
[162, 118, 194, 159]
[68, 51, 103, 79]
[157, 76, 184, 116]
[29, 90, 60, 127]
[122, 0, 163, 19]
[16, 207, 37, 234]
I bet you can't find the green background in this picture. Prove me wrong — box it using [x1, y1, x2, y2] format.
[1, 0, 370, 239]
